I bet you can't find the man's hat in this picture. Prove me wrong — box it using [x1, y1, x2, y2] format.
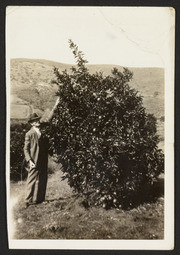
[28, 113, 41, 123]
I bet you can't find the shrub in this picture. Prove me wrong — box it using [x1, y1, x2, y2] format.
[49, 40, 164, 208]
[10, 123, 30, 181]
[160, 116, 165, 122]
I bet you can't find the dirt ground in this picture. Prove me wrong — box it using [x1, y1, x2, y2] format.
[9, 161, 164, 240]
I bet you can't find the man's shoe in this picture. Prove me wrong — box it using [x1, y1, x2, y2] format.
[42, 201, 48, 205]
[24, 202, 29, 209]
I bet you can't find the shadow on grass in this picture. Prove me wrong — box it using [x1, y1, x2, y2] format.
[140, 177, 164, 202]
[123, 177, 164, 210]
[45, 175, 164, 211]
[46, 194, 78, 203]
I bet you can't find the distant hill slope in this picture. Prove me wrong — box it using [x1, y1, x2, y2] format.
[10, 58, 164, 120]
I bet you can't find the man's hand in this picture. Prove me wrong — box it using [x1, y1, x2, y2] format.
[29, 160, 35, 169]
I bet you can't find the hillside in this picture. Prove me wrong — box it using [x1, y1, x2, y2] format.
[10, 58, 164, 149]
[10, 58, 164, 117]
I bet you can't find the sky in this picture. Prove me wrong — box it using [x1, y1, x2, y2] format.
[6, 6, 174, 67]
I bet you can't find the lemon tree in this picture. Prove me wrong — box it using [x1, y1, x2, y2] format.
[49, 40, 164, 208]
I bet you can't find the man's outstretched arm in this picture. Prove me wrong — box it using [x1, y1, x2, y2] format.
[40, 97, 60, 123]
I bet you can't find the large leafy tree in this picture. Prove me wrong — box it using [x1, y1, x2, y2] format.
[49, 40, 164, 208]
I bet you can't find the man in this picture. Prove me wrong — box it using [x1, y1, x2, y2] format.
[24, 113, 52, 208]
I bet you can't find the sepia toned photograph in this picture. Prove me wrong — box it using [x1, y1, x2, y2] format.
[6, 6, 174, 250]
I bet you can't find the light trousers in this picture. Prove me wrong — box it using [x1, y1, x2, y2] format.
[25, 167, 47, 203]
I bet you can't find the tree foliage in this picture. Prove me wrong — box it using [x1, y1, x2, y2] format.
[10, 123, 29, 181]
[49, 40, 164, 208]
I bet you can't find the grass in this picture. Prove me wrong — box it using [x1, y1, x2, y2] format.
[10, 159, 164, 240]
